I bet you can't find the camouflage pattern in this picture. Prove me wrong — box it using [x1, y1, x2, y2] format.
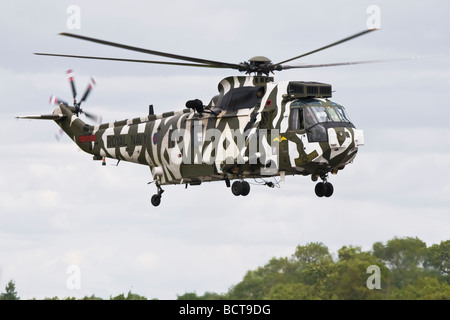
[19, 75, 364, 200]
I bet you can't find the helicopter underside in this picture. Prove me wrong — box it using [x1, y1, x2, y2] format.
[148, 122, 363, 205]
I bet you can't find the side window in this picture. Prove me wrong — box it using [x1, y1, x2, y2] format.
[191, 122, 204, 147]
[168, 129, 175, 148]
[289, 108, 305, 131]
[307, 124, 328, 142]
[219, 87, 265, 111]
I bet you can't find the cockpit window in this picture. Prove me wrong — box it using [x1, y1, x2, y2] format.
[289, 99, 354, 142]
[325, 107, 341, 122]
[310, 106, 330, 123]
[335, 106, 351, 122]
[304, 107, 317, 127]
[289, 107, 319, 131]
[291, 99, 352, 125]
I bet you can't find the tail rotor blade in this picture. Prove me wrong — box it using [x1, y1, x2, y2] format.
[55, 128, 64, 141]
[49, 95, 68, 105]
[66, 69, 77, 101]
[83, 110, 102, 123]
[79, 77, 96, 105]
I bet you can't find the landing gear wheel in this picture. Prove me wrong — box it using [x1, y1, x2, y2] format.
[315, 181, 334, 198]
[315, 182, 326, 197]
[232, 181, 243, 196]
[241, 181, 250, 196]
[150, 183, 164, 207]
[151, 194, 161, 207]
[324, 182, 334, 197]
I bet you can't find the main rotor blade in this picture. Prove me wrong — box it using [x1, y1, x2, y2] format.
[58, 32, 241, 69]
[275, 29, 378, 66]
[280, 54, 449, 70]
[281, 60, 384, 70]
[33, 53, 233, 68]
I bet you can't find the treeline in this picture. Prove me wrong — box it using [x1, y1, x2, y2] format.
[179, 236, 450, 300]
[1, 237, 449, 300]
[0, 281, 149, 300]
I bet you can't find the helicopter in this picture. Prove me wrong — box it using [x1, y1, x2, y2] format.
[18, 29, 380, 207]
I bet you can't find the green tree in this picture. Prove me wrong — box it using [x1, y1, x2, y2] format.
[177, 292, 202, 300]
[291, 242, 333, 284]
[290, 242, 334, 298]
[177, 291, 226, 300]
[110, 290, 147, 300]
[327, 246, 387, 300]
[373, 237, 427, 270]
[373, 237, 428, 288]
[390, 277, 450, 300]
[425, 240, 450, 278]
[183, 237, 450, 300]
[228, 256, 293, 299]
[228, 243, 334, 299]
[0, 280, 20, 300]
[227, 268, 271, 299]
[81, 294, 103, 300]
[292, 242, 333, 266]
[266, 283, 318, 300]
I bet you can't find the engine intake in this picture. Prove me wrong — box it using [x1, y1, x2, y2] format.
[286, 81, 332, 99]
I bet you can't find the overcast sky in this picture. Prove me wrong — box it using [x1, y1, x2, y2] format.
[1, 0, 449, 300]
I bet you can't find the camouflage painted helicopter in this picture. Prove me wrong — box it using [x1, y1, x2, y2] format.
[19, 29, 378, 206]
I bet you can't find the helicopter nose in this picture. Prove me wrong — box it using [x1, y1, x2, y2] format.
[328, 128, 351, 149]
[328, 127, 364, 149]
[354, 129, 364, 146]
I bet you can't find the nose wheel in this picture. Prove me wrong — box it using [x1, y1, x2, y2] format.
[314, 175, 334, 198]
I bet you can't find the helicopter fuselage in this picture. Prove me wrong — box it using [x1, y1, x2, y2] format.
[54, 76, 364, 196]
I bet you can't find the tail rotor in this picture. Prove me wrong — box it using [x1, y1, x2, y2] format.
[50, 69, 102, 122]
[51, 69, 102, 141]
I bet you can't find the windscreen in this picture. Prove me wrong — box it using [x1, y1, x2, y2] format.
[289, 99, 354, 142]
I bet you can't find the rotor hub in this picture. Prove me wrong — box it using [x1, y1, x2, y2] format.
[239, 56, 281, 76]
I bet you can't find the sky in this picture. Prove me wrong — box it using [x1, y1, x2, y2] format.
[1, 0, 449, 300]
